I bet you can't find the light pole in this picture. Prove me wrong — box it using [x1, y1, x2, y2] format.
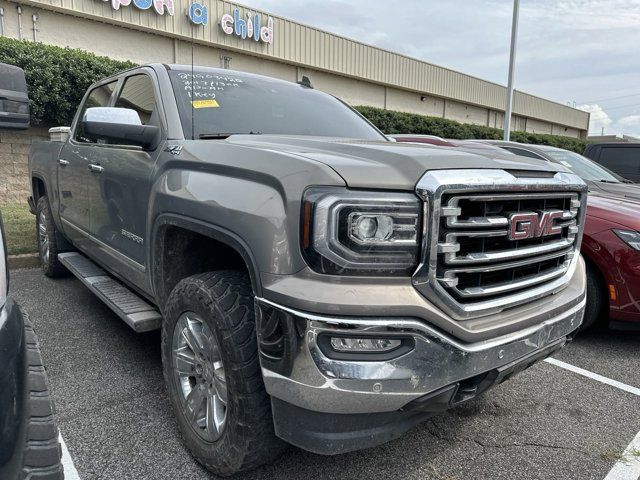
[503, 0, 520, 141]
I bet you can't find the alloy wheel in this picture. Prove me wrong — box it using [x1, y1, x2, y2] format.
[172, 312, 228, 442]
[38, 211, 49, 265]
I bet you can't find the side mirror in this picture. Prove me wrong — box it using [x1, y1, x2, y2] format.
[0, 63, 29, 130]
[82, 107, 160, 150]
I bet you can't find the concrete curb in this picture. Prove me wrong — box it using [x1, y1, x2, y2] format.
[8, 253, 40, 270]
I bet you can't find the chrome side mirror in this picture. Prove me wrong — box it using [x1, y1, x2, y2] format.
[82, 107, 160, 150]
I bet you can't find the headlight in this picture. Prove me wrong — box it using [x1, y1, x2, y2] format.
[0, 214, 7, 308]
[301, 188, 422, 275]
[614, 229, 640, 251]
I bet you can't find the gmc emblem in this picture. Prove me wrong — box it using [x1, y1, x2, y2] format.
[508, 210, 563, 240]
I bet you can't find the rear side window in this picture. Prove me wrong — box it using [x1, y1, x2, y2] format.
[74, 81, 117, 143]
[0, 64, 27, 92]
[597, 147, 640, 178]
[114, 75, 158, 126]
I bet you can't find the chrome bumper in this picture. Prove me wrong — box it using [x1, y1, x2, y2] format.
[256, 297, 585, 414]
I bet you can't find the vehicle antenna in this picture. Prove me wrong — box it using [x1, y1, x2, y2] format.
[191, 17, 195, 141]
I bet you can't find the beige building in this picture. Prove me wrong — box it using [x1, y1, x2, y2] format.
[0, 0, 589, 139]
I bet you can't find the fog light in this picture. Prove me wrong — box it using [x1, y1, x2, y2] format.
[329, 337, 402, 353]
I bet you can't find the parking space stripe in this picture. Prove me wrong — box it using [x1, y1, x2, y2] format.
[59, 433, 81, 480]
[603, 430, 640, 480]
[544, 358, 640, 397]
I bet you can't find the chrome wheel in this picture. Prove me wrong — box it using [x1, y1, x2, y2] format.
[172, 312, 228, 442]
[38, 211, 50, 265]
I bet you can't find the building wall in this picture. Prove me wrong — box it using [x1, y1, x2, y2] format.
[386, 91, 445, 117]
[0, 0, 589, 138]
[0, 126, 48, 203]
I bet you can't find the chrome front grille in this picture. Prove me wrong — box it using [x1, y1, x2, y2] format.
[438, 192, 578, 301]
[413, 169, 587, 320]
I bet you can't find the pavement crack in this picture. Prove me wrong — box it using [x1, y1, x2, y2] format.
[461, 437, 590, 457]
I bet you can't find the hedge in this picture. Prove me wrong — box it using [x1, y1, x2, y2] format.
[355, 106, 588, 153]
[0, 37, 136, 126]
[0, 37, 586, 152]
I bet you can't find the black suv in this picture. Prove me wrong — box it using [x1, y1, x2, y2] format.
[584, 143, 640, 182]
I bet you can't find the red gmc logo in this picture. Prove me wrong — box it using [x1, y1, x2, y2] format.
[508, 210, 563, 240]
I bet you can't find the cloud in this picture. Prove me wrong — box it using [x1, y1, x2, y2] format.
[615, 115, 640, 137]
[578, 104, 612, 135]
[578, 106, 640, 137]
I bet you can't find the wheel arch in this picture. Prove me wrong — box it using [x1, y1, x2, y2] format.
[151, 213, 262, 308]
[580, 249, 610, 314]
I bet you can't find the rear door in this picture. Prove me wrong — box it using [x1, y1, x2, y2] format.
[86, 72, 165, 290]
[58, 81, 117, 247]
[595, 146, 640, 182]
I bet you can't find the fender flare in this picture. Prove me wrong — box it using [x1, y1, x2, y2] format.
[150, 213, 263, 303]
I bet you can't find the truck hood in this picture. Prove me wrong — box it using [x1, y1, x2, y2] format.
[587, 192, 640, 230]
[226, 135, 566, 189]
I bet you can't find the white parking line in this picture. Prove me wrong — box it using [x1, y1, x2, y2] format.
[544, 358, 640, 480]
[59, 433, 81, 480]
[544, 358, 640, 397]
[603, 430, 640, 480]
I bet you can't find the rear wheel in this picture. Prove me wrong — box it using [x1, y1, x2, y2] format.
[581, 262, 606, 331]
[161, 271, 286, 476]
[35, 197, 67, 278]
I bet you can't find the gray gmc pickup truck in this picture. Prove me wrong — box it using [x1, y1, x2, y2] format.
[29, 64, 587, 475]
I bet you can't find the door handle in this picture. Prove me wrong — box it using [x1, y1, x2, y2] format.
[58, 159, 70, 166]
[88, 164, 104, 173]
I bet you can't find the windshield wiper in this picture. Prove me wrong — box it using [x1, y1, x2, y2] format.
[199, 132, 262, 140]
[622, 179, 635, 184]
[597, 179, 621, 184]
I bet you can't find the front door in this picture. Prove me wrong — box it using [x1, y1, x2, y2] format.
[87, 73, 163, 290]
[58, 81, 117, 248]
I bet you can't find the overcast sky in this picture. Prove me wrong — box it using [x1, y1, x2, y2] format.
[251, 0, 640, 137]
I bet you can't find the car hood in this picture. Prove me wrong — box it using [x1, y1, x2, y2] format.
[588, 180, 640, 201]
[587, 192, 640, 230]
[226, 135, 566, 189]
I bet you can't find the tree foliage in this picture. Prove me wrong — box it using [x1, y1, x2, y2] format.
[356, 106, 587, 153]
[0, 37, 136, 126]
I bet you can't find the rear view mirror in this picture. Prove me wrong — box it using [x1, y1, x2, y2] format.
[82, 107, 160, 150]
[0, 63, 29, 130]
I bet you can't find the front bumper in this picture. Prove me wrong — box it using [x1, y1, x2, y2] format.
[257, 296, 585, 416]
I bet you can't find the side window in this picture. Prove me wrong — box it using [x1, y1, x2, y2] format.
[504, 147, 545, 160]
[114, 75, 159, 127]
[74, 82, 117, 143]
[598, 147, 639, 175]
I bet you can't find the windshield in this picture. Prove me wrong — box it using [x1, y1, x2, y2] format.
[545, 150, 624, 183]
[169, 69, 385, 140]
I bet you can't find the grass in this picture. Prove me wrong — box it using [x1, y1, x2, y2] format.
[0, 203, 37, 256]
[600, 449, 640, 465]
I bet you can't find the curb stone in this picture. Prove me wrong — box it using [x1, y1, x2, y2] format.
[8, 253, 40, 270]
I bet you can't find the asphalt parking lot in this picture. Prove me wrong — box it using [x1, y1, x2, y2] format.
[10, 267, 640, 480]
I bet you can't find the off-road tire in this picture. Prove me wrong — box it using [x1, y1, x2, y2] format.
[22, 314, 64, 479]
[162, 271, 286, 476]
[580, 262, 605, 331]
[35, 197, 67, 278]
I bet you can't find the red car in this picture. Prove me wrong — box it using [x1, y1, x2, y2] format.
[392, 135, 640, 330]
[580, 192, 640, 329]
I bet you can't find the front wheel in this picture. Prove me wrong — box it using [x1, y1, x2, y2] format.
[580, 263, 606, 331]
[161, 271, 286, 476]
